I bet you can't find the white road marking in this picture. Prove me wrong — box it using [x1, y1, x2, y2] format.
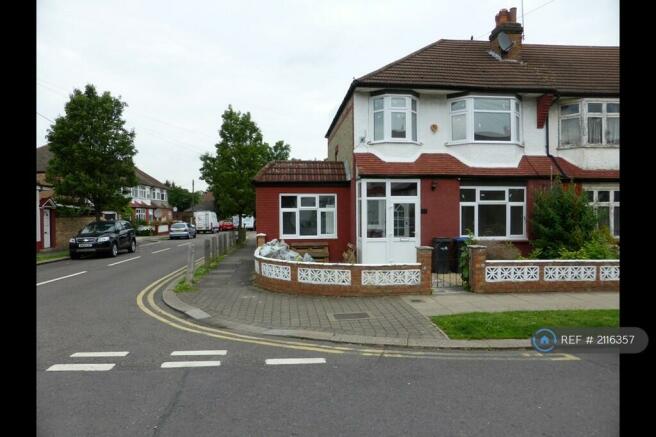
[107, 256, 141, 266]
[46, 364, 115, 371]
[152, 248, 171, 254]
[171, 350, 227, 356]
[265, 358, 326, 365]
[161, 361, 221, 368]
[139, 242, 161, 247]
[70, 352, 129, 358]
[37, 271, 87, 287]
[177, 243, 190, 247]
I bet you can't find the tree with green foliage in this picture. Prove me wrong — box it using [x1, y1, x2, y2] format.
[46, 84, 138, 222]
[530, 179, 598, 258]
[166, 181, 201, 211]
[200, 105, 291, 243]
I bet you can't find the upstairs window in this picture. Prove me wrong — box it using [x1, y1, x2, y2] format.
[449, 96, 521, 143]
[371, 95, 418, 142]
[559, 100, 619, 147]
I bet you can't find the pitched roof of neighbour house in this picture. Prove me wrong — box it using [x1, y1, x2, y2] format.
[135, 167, 168, 190]
[353, 153, 619, 181]
[253, 161, 350, 184]
[37, 144, 170, 190]
[185, 191, 217, 212]
[326, 39, 619, 138]
[36, 145, 54, 173]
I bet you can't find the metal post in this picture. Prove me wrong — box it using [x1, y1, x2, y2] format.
[214, 235, 220, 258]
[204, 239, 210, 267]
[186, 244, 194, 283]
[210, 236, 216, 259]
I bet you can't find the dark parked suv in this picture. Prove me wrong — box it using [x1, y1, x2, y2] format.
[69, 220, 137, 259]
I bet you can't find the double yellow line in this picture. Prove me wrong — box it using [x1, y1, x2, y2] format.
[136, 262, 579, 361]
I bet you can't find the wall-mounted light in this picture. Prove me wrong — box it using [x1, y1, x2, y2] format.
[431, 180, 438, 191]
[430, 124, 439, 133]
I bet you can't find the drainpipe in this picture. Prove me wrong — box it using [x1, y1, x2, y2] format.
[544, 96, 566, 180]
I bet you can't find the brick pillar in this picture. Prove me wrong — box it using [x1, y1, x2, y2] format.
[416, 246, 433, 294]
[468, 245, 488, 293]
[256, 233, 267, 248]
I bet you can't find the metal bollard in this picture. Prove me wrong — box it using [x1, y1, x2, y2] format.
[186, 244, 194, 283]
[204, 239, 210, 267]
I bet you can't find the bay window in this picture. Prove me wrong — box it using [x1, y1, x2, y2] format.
[559, 100, 619, 146]
[449, 96, 521, 143]
[280, 194, 337, 238]
[371, 94, 418, 142]
[460, 187, 526, 238]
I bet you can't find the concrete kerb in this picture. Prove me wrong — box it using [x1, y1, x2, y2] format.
[159, 277, 532, 350]
[36, 256, 70, 265]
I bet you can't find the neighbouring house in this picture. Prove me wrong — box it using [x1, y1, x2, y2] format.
[254, 6, 619, 264]
[127, 167, 173, 226]
[36, 145, 57, 250]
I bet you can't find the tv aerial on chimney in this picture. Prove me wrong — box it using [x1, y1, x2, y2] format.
[498, 31, 514, 53]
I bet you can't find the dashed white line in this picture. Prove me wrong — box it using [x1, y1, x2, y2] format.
[37, 271, 87, 286]
[171, 350, 227, 356]
[161, 361, 221, 368]
[151, 248, 171, 254]
[70, 352, 129, 358]
[46, 364, 115, 372]
[107, 256, 141, 266]
[265, 358, 326, 365]
[177, 243, 190, 247]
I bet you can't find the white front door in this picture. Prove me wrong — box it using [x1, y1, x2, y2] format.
[359, 179, 420, 264]
[43, 209, 51, 249]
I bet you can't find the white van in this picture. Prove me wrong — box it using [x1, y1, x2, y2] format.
[194, 211, 219, 233]
[232, 215, 255, 230]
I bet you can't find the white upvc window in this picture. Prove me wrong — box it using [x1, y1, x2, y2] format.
[371, 94, 418, 143]
[448, 96, 521, 144]
[131, 187, 138, 198]
[279, 194, 337, 239]
[138, 186, 146, 199]
[559, 99, 620, 147]
[154, 189, 160, 200]
[459, 186, 526, 239]
[584, 188, 620, 238]
[135, 208, 146, 222]
[162, 191, 167, 201]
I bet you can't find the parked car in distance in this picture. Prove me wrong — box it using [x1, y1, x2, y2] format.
[169, 222, 197, 239]
[232, 215, 255, 230]
[219, 220, 235, 231]
[69, 220, 136, 259]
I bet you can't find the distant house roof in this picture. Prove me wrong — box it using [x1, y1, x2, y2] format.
[37, 144, 169, 189]
[185, 191, 217, 212]
[327, 39, 619, 137]
[253, 161, 349, 184]
[353, 153, 618, 181]
[36, 145, 53, 173]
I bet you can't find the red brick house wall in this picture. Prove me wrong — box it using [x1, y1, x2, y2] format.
[255, 185, 352, 262]
[420, 178, 460, 246]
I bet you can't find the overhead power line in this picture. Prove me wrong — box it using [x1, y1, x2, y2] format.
[36, 111, 55, 123]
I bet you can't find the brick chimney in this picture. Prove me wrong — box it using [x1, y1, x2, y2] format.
[489, 7, 523, 61]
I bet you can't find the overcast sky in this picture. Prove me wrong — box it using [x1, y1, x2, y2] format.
[37, 0, 619, 192]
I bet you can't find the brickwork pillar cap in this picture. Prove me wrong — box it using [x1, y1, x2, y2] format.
[416, 246, 433, 251]
[468, 245, 487, 249]
[256, 233, 267, 237]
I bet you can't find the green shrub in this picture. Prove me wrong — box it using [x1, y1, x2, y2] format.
[530, 179, 597, 259]
[558, 227, 619, 259]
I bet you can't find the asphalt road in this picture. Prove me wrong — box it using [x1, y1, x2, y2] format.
[37, 233, 619, 436]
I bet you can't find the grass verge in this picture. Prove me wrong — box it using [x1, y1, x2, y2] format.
[431, 309, 619, 340]
[36, 250, 69, 263]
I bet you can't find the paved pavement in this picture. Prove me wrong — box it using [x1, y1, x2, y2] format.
[173, 234, 619, 346]
[37, 231, 620, 436]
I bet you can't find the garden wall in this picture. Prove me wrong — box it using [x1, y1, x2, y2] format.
[253, 234, 432, 296]
[468, 245, 619, 293]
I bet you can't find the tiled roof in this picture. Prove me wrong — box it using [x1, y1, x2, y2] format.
[354, 153, 618, 180]
[327, 39, 618, 137]
[254, 161, 349, 184]
[135, 167, 168, 189]
[358, 40, 618, 95]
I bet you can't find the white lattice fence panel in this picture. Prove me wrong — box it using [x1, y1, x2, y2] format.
[261, 263, 291, 281]
[485, 266, 539, 282]
[600, 266, 620, 281]
[361, 270, 421, 286]
[298, 268, 351, 286]
[254, 260, 260, 274]
[544, 266, 596, 281]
